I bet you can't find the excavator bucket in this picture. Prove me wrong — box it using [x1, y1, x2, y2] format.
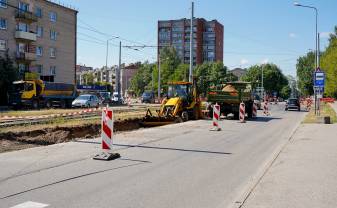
[140, 108, 180, 127]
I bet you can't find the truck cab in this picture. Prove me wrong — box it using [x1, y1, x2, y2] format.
[9, 80, 39, 108]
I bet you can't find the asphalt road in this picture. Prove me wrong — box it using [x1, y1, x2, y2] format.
[0, 103, 306, 208]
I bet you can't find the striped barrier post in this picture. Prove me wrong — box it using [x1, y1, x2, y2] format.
[263, 101, 270, 116]
[93, 106, 120, 161]
[252, 102, 257, 119]
[210, 103, 221, 131]
[239, 102, 246, 123]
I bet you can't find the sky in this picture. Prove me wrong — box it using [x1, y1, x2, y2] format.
[59, 0, 337, 76]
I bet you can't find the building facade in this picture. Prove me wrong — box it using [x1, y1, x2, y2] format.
[0, 0, 77, 84]
[121, 63, 140, 96]
[158, 18, 223, 65]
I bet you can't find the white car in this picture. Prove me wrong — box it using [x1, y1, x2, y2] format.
[72, 94, 100, 108]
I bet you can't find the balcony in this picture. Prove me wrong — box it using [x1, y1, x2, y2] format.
[16, 52, 36, 62]
[15, 10, 38, 22]
[15, 31, 37, 42]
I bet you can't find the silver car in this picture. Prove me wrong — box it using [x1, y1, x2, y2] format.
[72, 94, 100, 108]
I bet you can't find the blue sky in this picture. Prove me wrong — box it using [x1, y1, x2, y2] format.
[60, 0, 337, 76]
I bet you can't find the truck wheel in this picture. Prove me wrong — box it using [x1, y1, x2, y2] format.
[46, 100, 52, 109]
[60, 100, 66, 109]
[181, 111, 189, 122]
[32, 100, 39, 109]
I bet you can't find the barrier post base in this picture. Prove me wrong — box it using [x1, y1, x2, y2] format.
[210, 127, 221, 131]
[93, 152, 120, 161]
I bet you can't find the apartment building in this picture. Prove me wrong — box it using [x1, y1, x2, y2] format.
[158, 18, 223, 65]
[0, 0, 77, 84]
[121, 63, 140, 96]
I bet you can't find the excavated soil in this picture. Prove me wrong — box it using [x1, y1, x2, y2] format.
[0, 118, 141, 153]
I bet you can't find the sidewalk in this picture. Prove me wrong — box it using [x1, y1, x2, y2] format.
[243, 113, 337, 207]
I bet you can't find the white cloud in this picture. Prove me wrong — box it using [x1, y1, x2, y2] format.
[289, 33, 297, 38]
[261, 59, 269, 64]
[240, 59, 249, 65]
[320, 32, 332, 38]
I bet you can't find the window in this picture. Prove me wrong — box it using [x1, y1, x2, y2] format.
[50, 66, 56, 75]
[49, 47, 56, 58]
[17, 22, 28, 32]
[49, 11, 57, 22]
[0, 18, 7, 29]
[36, 26, 43, 37]
[0, 39, 6, 51]
[0, 0, 7, 8]
[35, 7, 42, 18]
[50, 30, 57, 40]
[36, 65, 43, 74]
[18, 2, 29, 12]
[36, 46, 43, 56]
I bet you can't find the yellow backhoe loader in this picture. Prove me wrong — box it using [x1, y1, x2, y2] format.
[141, 78, 202, 127]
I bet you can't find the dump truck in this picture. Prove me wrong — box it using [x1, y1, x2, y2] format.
[141, 78, 202, 127]
[207, 82, 254, 119]
[9, 79, 76, 109]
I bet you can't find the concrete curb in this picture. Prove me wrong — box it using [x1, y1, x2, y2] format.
[230, 113, 306, 208]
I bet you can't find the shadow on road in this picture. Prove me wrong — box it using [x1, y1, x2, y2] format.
[75, 140, 232, 156]
[248, 117, 282, 122]
[113, 143, 232, 155]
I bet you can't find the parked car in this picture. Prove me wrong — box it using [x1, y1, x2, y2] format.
[99, 92, 112, 105]
[72, 94, 100, 108]
[112, 92, 124, 104]
[285, 98, 300, 111]
[142, 91, 155, 103]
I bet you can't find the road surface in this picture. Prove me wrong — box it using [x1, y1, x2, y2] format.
[0, 103, 306, 208]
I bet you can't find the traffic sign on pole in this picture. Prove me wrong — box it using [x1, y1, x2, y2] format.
[314, 69, 325, 88]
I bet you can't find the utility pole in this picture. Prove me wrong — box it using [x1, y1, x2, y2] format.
[158, 57, 161, 101]
[117, 41, 122, 99]
[104, 39, 109, 82]
[261, 64, 264, 100]
[189, 1, 194, 82]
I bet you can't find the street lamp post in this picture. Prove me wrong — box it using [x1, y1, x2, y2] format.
[105, 36, 119, 83]
[294, 2, 318, 115]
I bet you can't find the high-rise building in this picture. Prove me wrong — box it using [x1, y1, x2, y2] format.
[0, 0, 77, 84]
[158, 18, 223, 65]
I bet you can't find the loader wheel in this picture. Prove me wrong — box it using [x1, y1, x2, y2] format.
[181, 111, 189, 122]
[46, 100, 52, 109]
[32, 100, 39, 109]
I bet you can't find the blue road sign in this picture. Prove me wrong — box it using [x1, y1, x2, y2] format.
[314, 71, 325, 87]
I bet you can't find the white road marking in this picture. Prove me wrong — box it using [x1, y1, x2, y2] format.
[9, 201, 49, 208]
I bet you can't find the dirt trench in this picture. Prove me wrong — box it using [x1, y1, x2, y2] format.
[0, 118, 142, 153]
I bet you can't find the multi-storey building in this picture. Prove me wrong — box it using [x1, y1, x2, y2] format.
[121, 62, 140, 96]
[158, 18, 223, 65]
[0, 0, 77, 84]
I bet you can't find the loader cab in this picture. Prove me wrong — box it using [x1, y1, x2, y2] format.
[167, 82, 192, 100]
[12, 81, 36, 99]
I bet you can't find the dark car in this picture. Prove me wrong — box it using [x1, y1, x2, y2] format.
[285, 98, 300, 111]
[142, 91, 155, 103]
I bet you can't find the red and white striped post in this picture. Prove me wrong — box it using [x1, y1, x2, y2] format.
[252, 102, 257, 119]
[239, 102, 246, 123]
[263, 101, 270, 116]
[93, 106, 120, 161]
[210, 103, 221, 131]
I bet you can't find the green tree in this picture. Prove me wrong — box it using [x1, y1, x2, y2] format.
[0, 51, 18, 105]
[280, 85, 291, 99]
[129, 62, 156, 96]
[242, 63, 288, 95]
[296, 51, 315, 96]
[194, 62, 227, 96]
[321, 26, 337, 98]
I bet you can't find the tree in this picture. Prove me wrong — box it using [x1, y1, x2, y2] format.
[129, 62, 156, 96]
[296, 51, 315, 96]
[280, 85, 291, 99]
[321, 26, 337, 98]
[194, 62, 227, 96]
[242, 63, 288, 95]
[0, 51, 18, 105]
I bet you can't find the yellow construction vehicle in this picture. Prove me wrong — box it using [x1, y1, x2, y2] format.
[141, 78, 202, 127]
